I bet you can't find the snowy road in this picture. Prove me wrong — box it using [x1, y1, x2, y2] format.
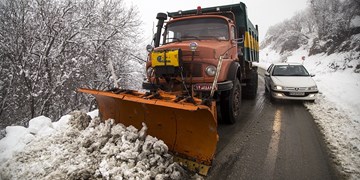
[206, 68, 339, 179]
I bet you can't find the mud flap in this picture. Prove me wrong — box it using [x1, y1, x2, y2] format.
[78, 88, 218, 175]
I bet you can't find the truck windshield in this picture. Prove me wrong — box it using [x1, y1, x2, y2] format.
[164, 18, 229, 43]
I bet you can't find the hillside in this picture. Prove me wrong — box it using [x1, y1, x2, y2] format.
[261, 0, 360, 59]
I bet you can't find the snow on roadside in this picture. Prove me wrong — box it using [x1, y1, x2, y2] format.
[304, 95, 360, 179]
[0, 111, 193, 179]
[259, 46, 360, 179]
[301, 51, 360, 179]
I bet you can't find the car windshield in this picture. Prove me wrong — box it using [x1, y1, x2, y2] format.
[164, 18, 229, 43]
[272, 65, 310, 76]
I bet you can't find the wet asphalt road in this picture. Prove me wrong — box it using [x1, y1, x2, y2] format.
[206, 68, 338, 180]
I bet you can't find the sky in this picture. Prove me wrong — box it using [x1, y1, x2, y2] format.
[124, 0, 309, 44]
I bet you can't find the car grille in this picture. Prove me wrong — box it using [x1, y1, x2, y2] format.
[284, 87, 308, 91]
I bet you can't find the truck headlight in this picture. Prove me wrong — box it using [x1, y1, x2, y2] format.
[205, 65, 216, 76]
[146, 44, 154, 52]
[189, 42, 198, 51]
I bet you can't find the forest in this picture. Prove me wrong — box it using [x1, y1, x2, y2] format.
[0, 0, 144, 129]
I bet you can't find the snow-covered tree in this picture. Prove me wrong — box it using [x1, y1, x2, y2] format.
[262, 0, 360, 55]
[342, 0, 360, 30]
[0, 0, 143, 128]
[309, 0, 354, 40]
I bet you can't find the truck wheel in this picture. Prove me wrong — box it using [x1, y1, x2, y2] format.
[220, 79, 242, 124]
[243, 69, 258, 99]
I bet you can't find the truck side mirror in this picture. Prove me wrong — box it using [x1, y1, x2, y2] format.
[154, 13, 167, 48]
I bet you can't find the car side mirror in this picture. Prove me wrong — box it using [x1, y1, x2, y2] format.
[310, 74, 315, 77]
[265, 72, 270, 77]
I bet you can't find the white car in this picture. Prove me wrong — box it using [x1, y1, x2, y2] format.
[264, 63, 318, 101]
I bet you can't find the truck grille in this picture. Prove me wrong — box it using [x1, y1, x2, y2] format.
[182, 51, 200, 58]
[182, 62, 202, 77]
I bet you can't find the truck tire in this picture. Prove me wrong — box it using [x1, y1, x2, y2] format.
[243, 69, 258, 99]
[220, 79, 242, 124]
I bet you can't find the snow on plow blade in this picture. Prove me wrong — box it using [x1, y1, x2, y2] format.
[78, 88, 218, 175]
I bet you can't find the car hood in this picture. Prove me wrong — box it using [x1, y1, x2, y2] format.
[271, 76, 316, 87]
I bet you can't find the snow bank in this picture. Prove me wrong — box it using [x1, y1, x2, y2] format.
[0, 111, 193, 179]
[304, 96, 360, 179]
[301, 50, 360, 179]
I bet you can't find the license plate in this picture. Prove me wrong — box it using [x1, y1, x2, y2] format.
[289, 92, 305, 96]
[194, 84, 217, 91]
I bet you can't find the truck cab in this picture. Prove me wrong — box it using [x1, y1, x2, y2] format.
[143, 3, 259, 124]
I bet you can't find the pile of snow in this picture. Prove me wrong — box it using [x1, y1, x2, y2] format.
[259, 46, 360, 179]
[0, 111, 195, 179]
[305, 95, 360, 179]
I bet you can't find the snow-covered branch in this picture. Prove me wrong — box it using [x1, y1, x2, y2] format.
[0, 0, 143, 128]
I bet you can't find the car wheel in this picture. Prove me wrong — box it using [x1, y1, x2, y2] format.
[220, 79, 242, 124]
[264, 83, 269, 93]
[268, 89, 276, 102]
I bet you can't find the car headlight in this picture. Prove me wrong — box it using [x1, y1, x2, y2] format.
[274, 85, 283, 90]
[308, 86, 318, 91]
[205, 65, 216, 77]
[146, 67, 154, 77]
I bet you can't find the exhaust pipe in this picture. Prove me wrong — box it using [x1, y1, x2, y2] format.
[154, 13, 167, 47]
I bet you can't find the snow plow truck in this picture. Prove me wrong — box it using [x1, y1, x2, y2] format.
[79, 2, 259, 175]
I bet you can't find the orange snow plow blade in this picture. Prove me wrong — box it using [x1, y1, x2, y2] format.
[78, 88, 218, 175]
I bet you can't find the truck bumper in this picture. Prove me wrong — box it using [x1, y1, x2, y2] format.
[142, 80, 233, 92]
